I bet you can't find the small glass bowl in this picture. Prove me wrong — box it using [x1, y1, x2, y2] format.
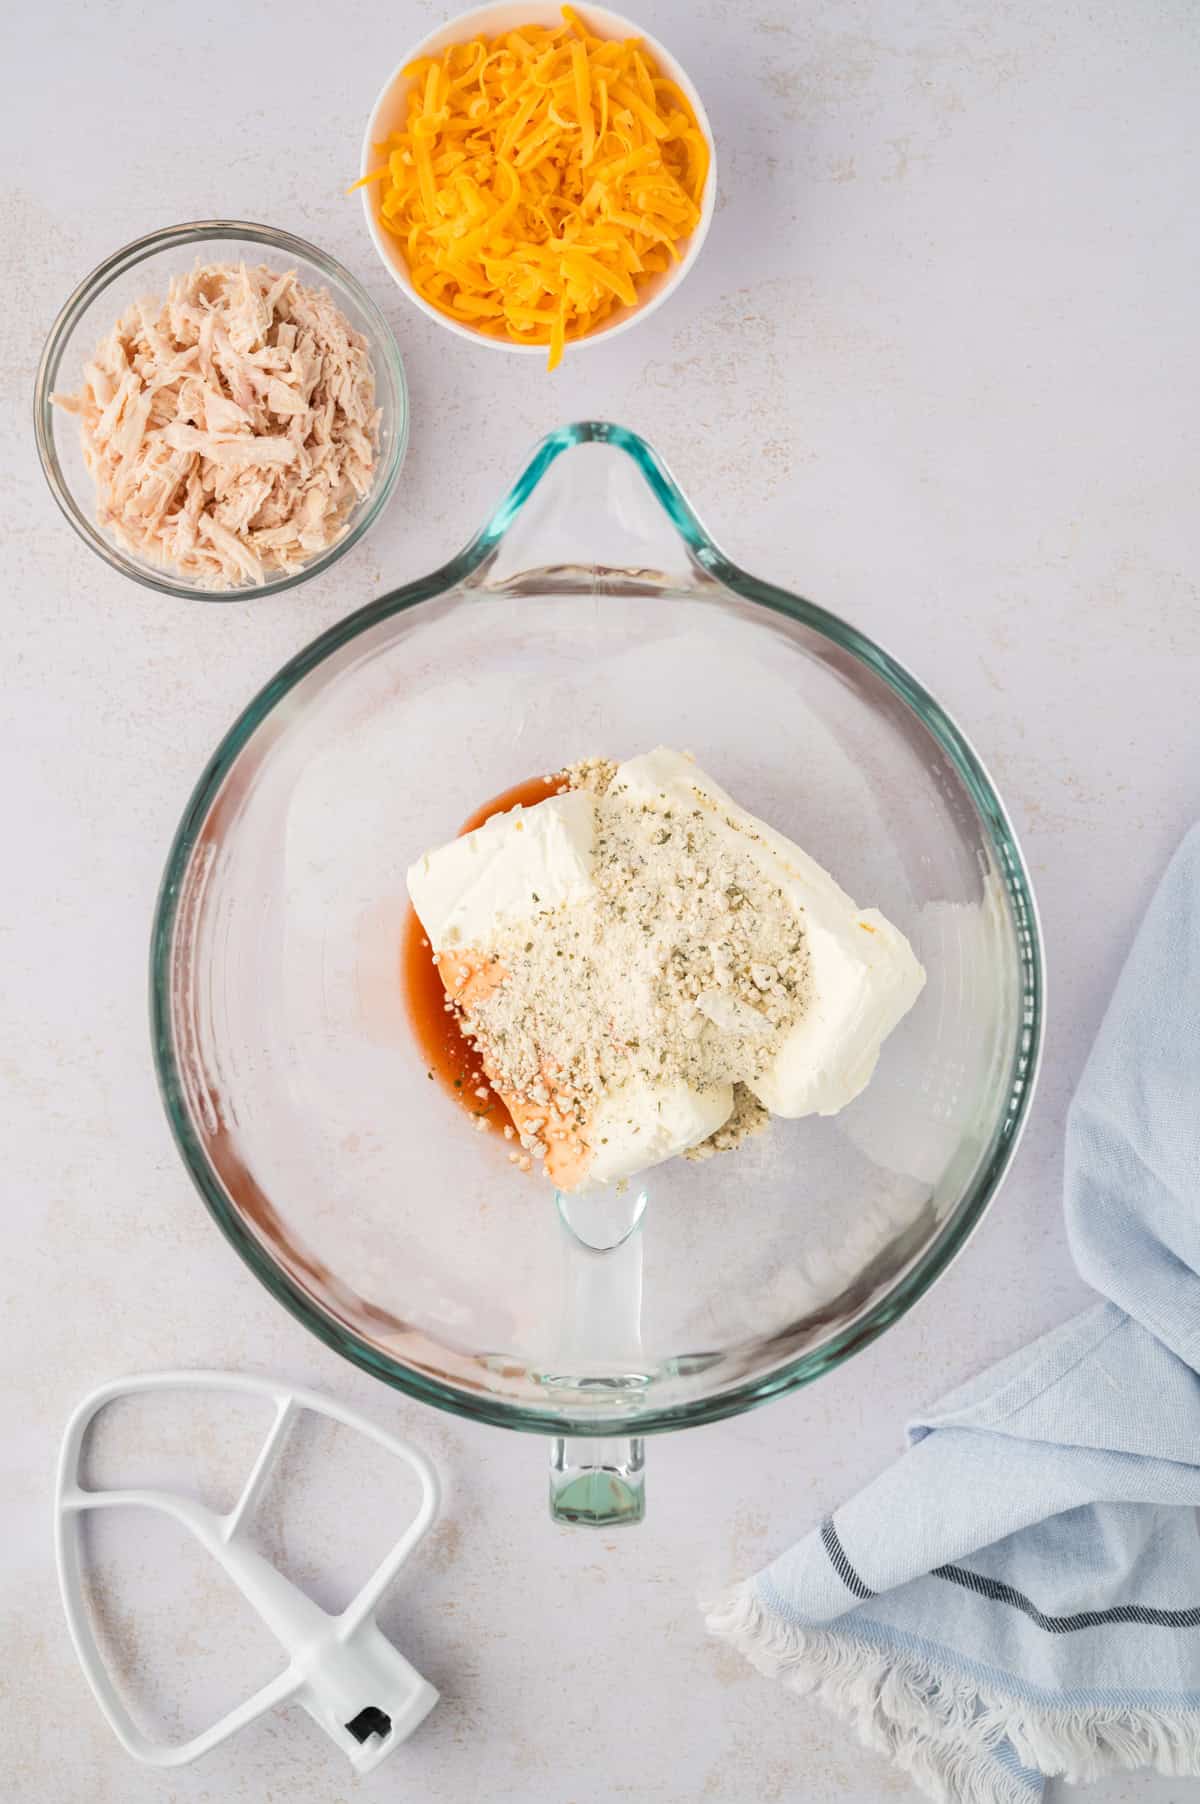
[33, 221, 409, 602]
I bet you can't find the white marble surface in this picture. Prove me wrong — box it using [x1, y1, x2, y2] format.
[3, 0, 1199, 1798]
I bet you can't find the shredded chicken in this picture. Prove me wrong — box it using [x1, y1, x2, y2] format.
[53, 263, 381, 589]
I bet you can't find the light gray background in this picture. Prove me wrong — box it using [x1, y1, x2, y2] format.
[3, 0, 1198, 1799]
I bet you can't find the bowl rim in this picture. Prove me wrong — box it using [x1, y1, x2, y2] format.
[33, 219, 410, 603]
[151, 420, 1046, 1437]
[359, 1, 717, 355]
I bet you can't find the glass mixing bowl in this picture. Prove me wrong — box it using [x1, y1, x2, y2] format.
[152, 422, 1043, 1525]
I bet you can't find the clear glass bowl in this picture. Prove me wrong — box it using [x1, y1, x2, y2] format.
[34, 221, 408, 602]
[152, 422, 1043, 1523]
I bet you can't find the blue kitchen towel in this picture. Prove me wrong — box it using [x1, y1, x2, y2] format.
[707, 827, 1200, 1803]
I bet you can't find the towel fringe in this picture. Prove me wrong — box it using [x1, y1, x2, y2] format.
[705, 1583, 1200, 1804]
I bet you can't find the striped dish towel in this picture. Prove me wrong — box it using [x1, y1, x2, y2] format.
[707, 826, 1200, 1803]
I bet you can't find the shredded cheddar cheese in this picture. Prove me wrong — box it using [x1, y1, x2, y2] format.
[354, 6, 710, 369]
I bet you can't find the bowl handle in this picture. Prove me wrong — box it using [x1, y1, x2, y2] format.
[545, 1182, 649, 1526]
[549, 1437, 646, 1526]
[466, 422, 720, 597]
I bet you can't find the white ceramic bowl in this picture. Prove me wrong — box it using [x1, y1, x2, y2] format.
[360, 2, 716, 359]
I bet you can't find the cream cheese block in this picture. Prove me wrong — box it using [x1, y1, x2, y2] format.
[613, 749, 926, 1118]
[406, 787, 732, 1183]
[406, 789, 595, 953]
[406, 749, 925, 1189]
[585, 1071, 734, 1187]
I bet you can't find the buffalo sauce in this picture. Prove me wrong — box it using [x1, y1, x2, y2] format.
[401, 773, 563, 1120]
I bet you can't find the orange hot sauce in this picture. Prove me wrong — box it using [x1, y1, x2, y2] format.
[401, 773, 563, 1119]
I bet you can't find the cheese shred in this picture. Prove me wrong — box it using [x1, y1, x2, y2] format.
[353, 6, 709, 369]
